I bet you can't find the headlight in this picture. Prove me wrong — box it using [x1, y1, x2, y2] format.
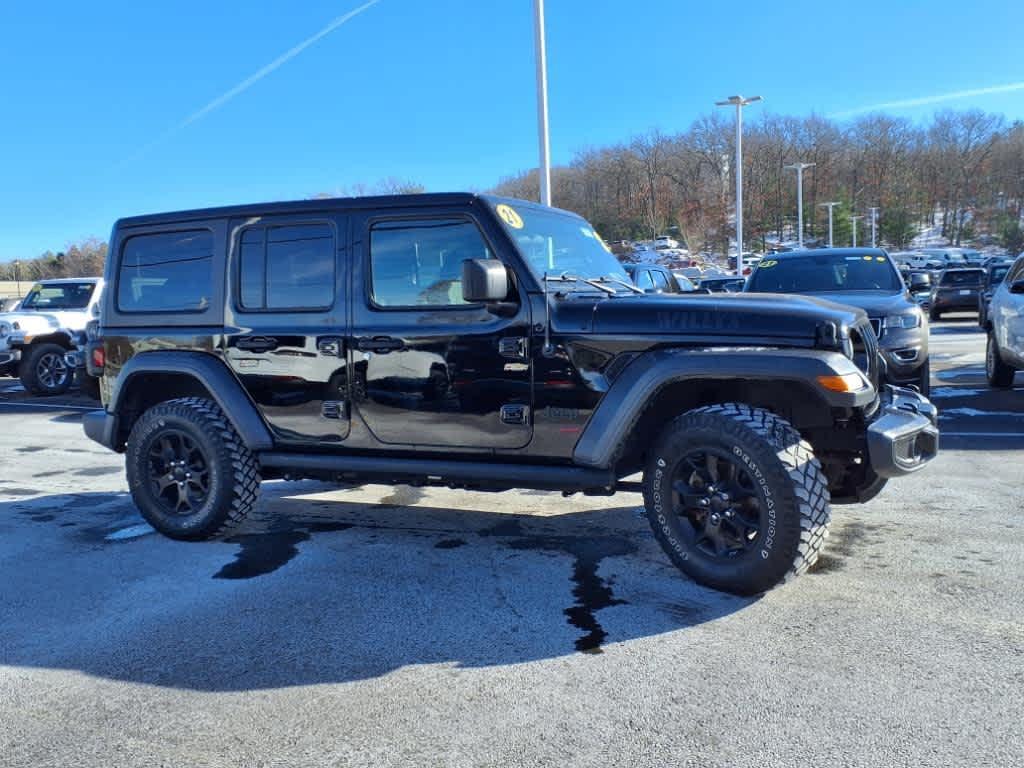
[883, 311, 922, 330]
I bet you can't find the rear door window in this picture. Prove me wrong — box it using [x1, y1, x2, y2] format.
[238, 222, 336, 311]
[118, 230, 214, 313]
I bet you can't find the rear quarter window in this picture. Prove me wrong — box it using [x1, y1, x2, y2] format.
[117, 230, 214, 313]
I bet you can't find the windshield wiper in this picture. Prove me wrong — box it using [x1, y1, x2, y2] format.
[544, 272, 616, 295]
[595, 275, 644, 294]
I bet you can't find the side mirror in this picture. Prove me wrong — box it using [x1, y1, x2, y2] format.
[462, 259, 510, 303]
[1010, 279, 1024, 295]
[91, 303, 101, 317]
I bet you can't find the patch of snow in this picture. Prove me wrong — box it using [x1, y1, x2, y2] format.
[105, 523, 155, 541]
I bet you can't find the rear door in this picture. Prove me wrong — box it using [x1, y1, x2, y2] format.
[223, 213, 351, 445]
[349, 207, 533, 450]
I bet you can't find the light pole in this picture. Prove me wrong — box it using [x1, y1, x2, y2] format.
[784, 162, 815, 248]
[868, 206, 879, 247]
[533, 0, 552, 207]
[819, 202, 840, 248]
[715, 94, 762, 272]
[850, 215, 863, 247]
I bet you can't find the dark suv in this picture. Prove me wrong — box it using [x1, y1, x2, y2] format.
[929, 268, 985, 321]
[745, 249, 931, 394]
[83, 194, 938, 595]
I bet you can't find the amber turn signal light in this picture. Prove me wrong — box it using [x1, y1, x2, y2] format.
[816, 373, 866, 393]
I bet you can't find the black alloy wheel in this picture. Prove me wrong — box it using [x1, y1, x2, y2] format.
[145, 429, 211, 516]
[671, 449, 762, 558]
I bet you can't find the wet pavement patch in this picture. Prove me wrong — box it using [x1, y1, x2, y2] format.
[809, 521, 868, 575]
[1, 488, 42, 496]
[74, 467, 122, 477]
[16, 446, 46, 453]
[32, 470, 64, 478]
[215, 522, 354, 580]
[435, 538, 467, 549]
[509, 534, 636, 653]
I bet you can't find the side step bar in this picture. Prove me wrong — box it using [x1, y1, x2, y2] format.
[258, 452, 617, 492]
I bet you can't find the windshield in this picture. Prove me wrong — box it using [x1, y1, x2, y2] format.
[747, 253, 903, 293]
[490, 201, 629, 287]
[940, 270, 983, 287]
[19, 282, 95, 310]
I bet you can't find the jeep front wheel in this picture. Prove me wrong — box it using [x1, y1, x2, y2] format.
[126, 397, 260, 540]
[642, 403, 830, 595]
[20, 343, 73, 395]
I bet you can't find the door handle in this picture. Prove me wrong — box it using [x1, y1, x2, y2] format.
[235, 336, 279, 353]
[356, 336, 404, 354]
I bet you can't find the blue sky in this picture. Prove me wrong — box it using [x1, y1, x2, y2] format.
[2, 0, 1022, 260]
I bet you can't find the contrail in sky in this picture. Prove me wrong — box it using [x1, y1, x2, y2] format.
[125, 0, 381, 162]
[829, 81, 1024, 119]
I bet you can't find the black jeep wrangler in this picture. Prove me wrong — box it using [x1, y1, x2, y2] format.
[83, 194, 938, 594]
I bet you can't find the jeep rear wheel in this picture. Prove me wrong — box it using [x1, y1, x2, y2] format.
[642, 403, 830, 595]
[126, 397, 260, 540]
[20, 343, 73, 395]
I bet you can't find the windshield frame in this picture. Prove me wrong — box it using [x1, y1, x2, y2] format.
[488, 200, 632, 294]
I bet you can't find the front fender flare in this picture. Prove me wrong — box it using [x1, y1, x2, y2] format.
[573, 347, 873, 469]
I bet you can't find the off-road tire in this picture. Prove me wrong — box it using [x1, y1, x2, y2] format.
[986, 332, 1016, 389]
[19, 342, 73, 395]
[126, 397, 260, 540]
[642, 403, 830, 595]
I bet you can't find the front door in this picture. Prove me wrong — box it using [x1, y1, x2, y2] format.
[350, 210, 533, 450]
[223, 214, 351, 445]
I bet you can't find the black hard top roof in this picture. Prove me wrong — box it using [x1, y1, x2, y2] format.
[113, 193, 581, 229]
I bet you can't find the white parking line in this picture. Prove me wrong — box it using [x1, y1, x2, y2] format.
[0, 401, 96, 412]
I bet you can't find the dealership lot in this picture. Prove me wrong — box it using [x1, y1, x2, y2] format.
[1, 319, 1022, 768]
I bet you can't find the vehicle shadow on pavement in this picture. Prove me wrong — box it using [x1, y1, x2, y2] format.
[0, 486, 757, 691]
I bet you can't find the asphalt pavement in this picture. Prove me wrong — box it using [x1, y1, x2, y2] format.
[2, 316, 1022, 767]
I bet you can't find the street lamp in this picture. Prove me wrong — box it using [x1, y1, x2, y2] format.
[715, 94, 762, 272]
[784, 162, 815, 248]
[533, 0, 552, 207]
[819, 202, 840, 248]
[850, 215, 864, 247]
[868, 207, 880, 248]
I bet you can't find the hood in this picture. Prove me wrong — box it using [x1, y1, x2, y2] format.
[552, 291, 866, 342]
[791, 290, 913, 318]
[0, 309, 84, 335]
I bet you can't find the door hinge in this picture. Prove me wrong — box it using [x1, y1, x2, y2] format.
[499, 337, 528, 359]
[500, 404, 530, 425]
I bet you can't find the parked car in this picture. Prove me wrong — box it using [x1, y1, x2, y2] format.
[0, 277, 104, 394]
[905, 270, 933, 311]
[697, 276, 747, 294]
[82, 193, 937, 595]
[978, 260, 1014, 329]
[624, 263, 694, 293]
[654, 235, 680, 250]
[985, 254, 1024, 388]
[929, 268, 985, 321]
[745, 248, 931, 394]
[0, 297, 22, 312]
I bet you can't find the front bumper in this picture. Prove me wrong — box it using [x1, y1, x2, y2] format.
[867, 386, 939, 478]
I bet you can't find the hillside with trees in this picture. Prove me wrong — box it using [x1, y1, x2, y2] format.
[492, 109, 1024, 255]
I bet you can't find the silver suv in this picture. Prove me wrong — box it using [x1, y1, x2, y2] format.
[986, 255, 1024, 388]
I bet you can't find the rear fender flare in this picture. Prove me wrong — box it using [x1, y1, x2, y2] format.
[109, 351, 274, 450]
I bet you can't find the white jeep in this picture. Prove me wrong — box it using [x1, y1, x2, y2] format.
[0, 278, 104, 395]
